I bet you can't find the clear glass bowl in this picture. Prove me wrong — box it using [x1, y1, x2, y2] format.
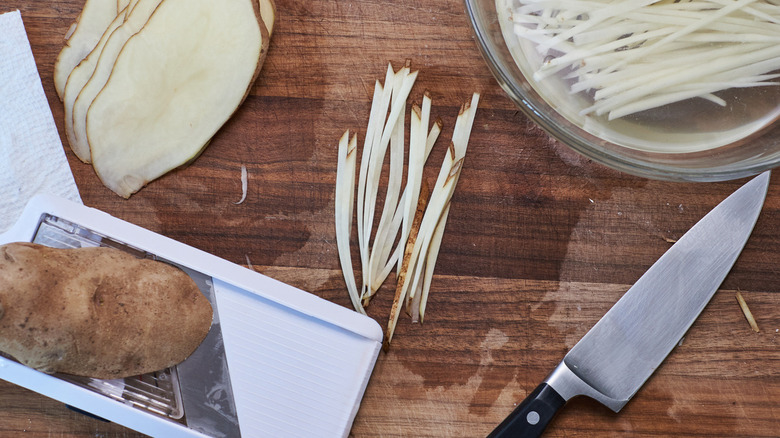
[465, 0, 780, 181]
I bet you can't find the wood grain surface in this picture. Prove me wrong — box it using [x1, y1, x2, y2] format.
[4, 0, 780, 436]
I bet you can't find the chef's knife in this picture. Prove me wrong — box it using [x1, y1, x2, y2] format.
[488, 171, 771, 438]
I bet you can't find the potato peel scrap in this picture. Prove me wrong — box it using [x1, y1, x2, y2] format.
[234, 165, 248, 205]
[334, 62, 479, 348]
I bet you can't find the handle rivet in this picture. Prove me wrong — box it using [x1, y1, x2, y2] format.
[526, 411, 540, 425]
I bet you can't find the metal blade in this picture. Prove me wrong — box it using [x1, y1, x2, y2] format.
[563, 171, 770, 404]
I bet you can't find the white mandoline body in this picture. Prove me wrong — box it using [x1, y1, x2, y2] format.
[0, 195, 382, 438]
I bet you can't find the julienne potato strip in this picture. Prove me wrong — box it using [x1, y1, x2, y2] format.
[389, 94, 479, 343]
[356, 64, 418, 305]
[385, 180, 429, 350]
[370, 112, 442, 296]
[334, 62, 479, 348]
[335, 131, 364, 314]
[364, 95, 440, 305]
[362, 67, 413, 306]
[416, 97, 480, 322]
[401, 93, 480, 324]
[385, 93, 480, 343]
[355, 70, 390, 284]
[502, 0, 780, 120]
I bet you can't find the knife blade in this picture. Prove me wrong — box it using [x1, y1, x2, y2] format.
[488, 171, 771, 438]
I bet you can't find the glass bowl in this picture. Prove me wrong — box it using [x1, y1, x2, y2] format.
[464, 0, 780, 181]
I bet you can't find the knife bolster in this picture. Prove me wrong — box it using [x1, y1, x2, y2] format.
[545, 361, 630, 413]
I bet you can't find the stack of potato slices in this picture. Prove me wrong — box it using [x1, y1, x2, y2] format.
[55, 0, 275, 198]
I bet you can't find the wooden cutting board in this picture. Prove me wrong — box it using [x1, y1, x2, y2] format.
[4, 0, 780, 436]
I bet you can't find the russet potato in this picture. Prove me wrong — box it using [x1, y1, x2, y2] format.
[0, 242, 212, 379]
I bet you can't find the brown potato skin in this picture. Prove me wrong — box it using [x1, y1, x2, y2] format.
[0, 242, 212, 379]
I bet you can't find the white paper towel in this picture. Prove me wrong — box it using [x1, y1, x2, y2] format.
[0, 9, 81, 233]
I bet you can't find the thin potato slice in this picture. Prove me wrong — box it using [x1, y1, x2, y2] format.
[88, 0, 267, 197]
[63, 7, 128, 162]
[70, 0, 163, 163]
[53, 0, 118, 99]
[335, 131, 365, 314]
[124, 0, 141, 17]
[259, 0, 276, 36]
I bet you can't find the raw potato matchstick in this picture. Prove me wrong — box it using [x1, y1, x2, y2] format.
[335, 62, 479, 348]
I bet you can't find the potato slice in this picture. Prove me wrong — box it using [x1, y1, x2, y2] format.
[69, 0, 163, 164]
[0, 242, 213, 379]
[63, 7, 128, 163]
[88, 0, 267, 198]
[259, 0, 276, 36]
[53, 0, 118, 99]
[124, 0, 141, 17]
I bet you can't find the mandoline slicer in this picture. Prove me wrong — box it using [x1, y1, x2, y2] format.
[0, 194, 383, 438]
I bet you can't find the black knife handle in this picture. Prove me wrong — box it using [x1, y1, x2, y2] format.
[487, 383, 566, 438]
